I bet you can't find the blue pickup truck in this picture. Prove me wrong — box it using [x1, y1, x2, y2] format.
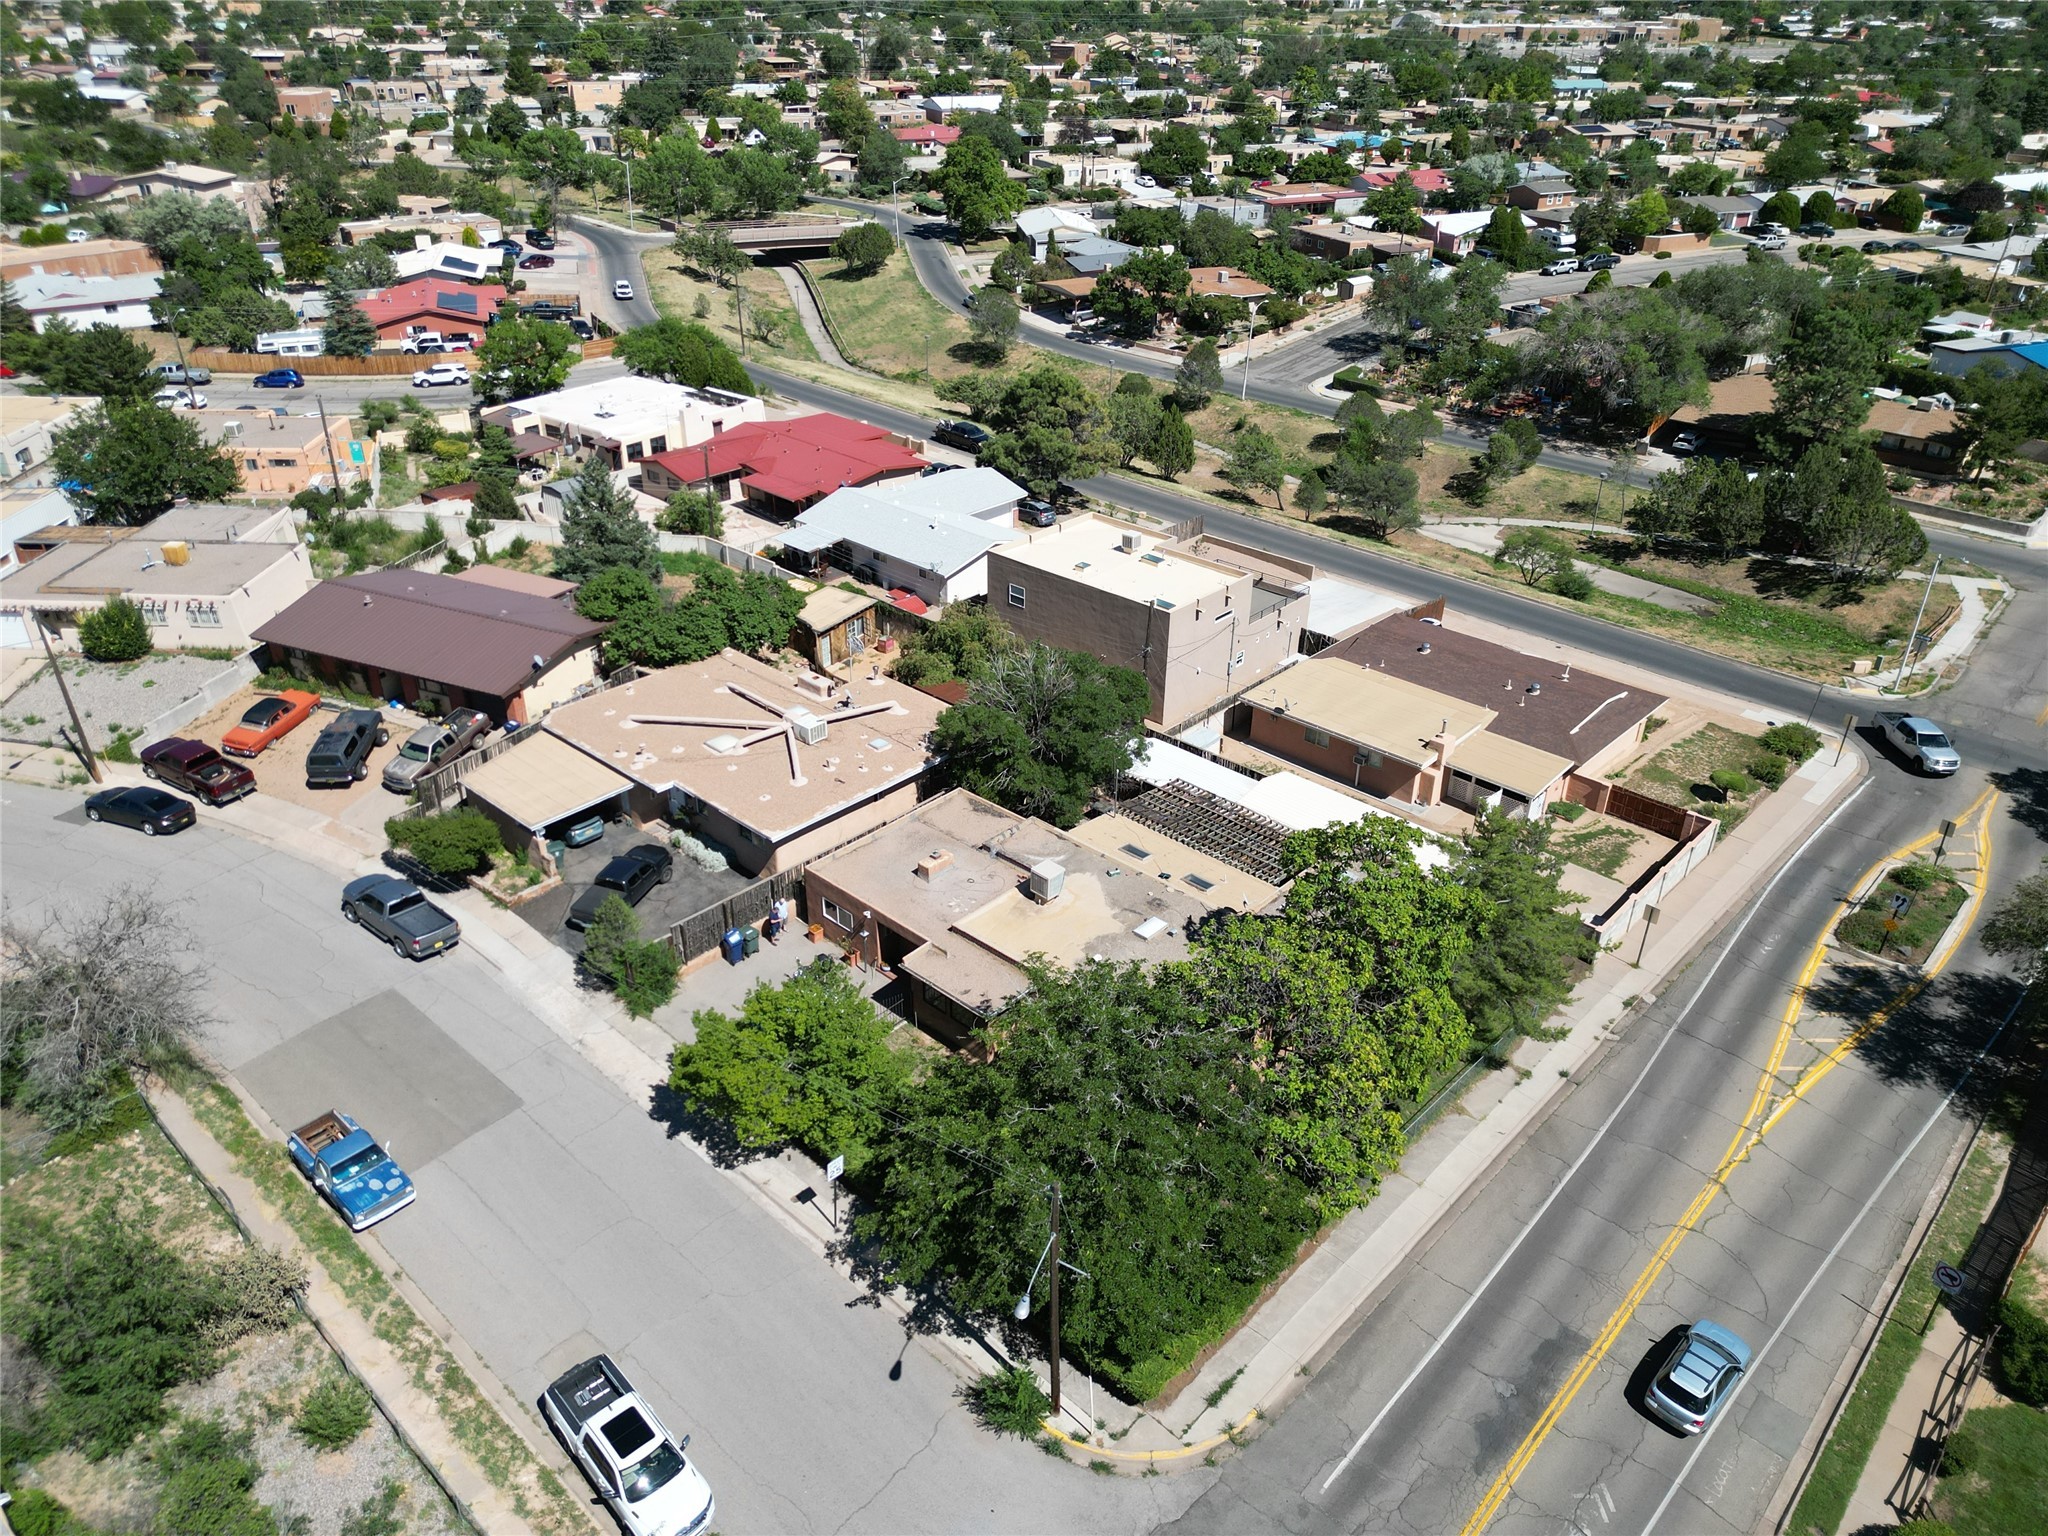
[287, 1110, 415, 1231]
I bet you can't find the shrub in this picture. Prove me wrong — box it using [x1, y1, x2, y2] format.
[6, 1490, 84, 1536]
[384, 807, 505, 878]
[1995, 1296, 2048, 1405]
[342, 1480, 408, 1536]
[1708, 767, 1756, 799]
[963, 1365, 1052, 1438]
[76, 597, 152, 663]
[153, 1417, 273, 1536]
[1896, 1522, 1958, 1536]
[1550, 801, 1588, 822]
[1892, 862, 1939, 892]
[101, 728, 140, 764]
[1747, 752, 1788, 788]
[295, 1370, 374, 1450]
[1836, 909, 1891, 951]
[203, 1244, 307, 1349]
[1938, 1424, 1979, 1476]
[578, 895, 679, 1017]
[1759, 722, 1822, 762]
[1549, 566, 1596, 600]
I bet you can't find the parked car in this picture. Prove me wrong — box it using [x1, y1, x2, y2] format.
[221, 689, 321, 756]
[541, 1354, 714, 1536]
[1938, 223, 1972, 238]
[569, 317, 596, 340]
[566, 844, 674, 931]
[1644, 1320, 1751, 1434]
[84, 785, 196, 836]
[305, 708, 389, 787]
[1017, 497, 1057, 528]
[489, 237, 523, 254]
[151, 386, 207, 409]
[1893, 239, 1924, 252]
[445, 334, 474, 351]
[1583, 252, 1621, 270]
[1669, 429, 1701, 456]
[151, 361, 213, 386]
[1798, 221, 1836, 238]
[413, 362, 471, 388]
[287, 1109, 416, 1230]
[399, 331, 444, 353]
[1750, 233, 1787, 250]
[382, 708, 492, 792]
[1540, 256, 1581, 276]
[1875, 711, 1961, 775]
[519, 253, 556, 269]
[139, 737, 256, 805]
[563, 814, 606, 848]
[932, 420, 992, 455]
[1863, 240, 1893, 253]
[612, 279, 635, 300]
[341, 873, 461, 958]
[526, 228, 557, 249]
[252, 368, 304, 388]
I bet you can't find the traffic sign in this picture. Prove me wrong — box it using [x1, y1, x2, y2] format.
[1933, 1263, 1966, 1295]
[825, 1155, 845, 1184]
[1890, 892, 1913, 918]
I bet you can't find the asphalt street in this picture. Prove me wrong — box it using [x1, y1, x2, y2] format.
[0, 785, 1210, 1535]
[581, 215, 2048, 1532]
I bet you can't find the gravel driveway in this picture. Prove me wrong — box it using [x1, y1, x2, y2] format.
[0, 654, 246, 752]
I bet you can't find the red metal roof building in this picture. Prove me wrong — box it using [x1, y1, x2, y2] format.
[357, 277, 508, 342]
[893, 123, 962, 147]
[639, 412, 926, 519]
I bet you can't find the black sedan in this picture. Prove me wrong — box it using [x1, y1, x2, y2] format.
[566, 844, 673, 931]
[84, 785, 196, 836]
[932, 420, 992, 455]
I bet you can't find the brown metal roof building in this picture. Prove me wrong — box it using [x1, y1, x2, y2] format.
[252, 568, 604, 725]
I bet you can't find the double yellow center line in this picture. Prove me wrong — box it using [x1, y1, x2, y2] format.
[1459, 787, 1999, 1535]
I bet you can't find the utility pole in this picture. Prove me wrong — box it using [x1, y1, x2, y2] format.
[622, 153, 635, 231]
[1047, 1182, 1063, 1418]
[315, 395, 349, 511]
[39, 617, 100, 783]
[1894, 553, 1941, 693]
[1240, 300, 1263, 401]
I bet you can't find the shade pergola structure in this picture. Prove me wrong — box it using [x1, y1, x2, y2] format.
[626, 682, 906, 789]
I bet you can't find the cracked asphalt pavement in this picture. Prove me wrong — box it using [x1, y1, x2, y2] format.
[2, 785, 1216, 1534]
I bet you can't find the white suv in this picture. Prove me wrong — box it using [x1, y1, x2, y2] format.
[612, 279, 635, 300]
[412, 362, 471, 388]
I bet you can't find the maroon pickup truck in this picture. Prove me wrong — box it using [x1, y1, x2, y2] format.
[138, 737, 256, 805]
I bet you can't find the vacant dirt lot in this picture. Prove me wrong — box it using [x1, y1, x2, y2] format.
[177, 685, 418, 817]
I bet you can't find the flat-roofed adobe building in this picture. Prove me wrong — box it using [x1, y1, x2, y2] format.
[539, 650, 947, 877]
[1242, 604, 1664, 820]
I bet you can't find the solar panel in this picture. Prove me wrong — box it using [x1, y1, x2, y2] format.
[439, 291, 479, 314]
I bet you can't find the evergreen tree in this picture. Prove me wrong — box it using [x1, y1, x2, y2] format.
[1174, 339, 1224, 409]
[551, 456, 659, 583]
[320, 288, 376, 357]
[1148, 408, 1196, 480]
[471, 473, 519, 522]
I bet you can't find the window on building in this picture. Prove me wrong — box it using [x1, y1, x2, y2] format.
[245, 458, 259, 471]
[822, 897, 854, 929]
[267, 458, 292, 468]
[1304, 725, 1331, 748]
[626, 441, 644, 461]
[648, 435, 667, 454]
[1007, 583, 1026, 608]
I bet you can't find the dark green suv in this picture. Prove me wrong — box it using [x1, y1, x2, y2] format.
[305, 709, 390, 787]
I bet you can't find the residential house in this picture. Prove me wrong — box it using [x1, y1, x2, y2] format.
[1657, 373, 1972, 464]
[357, 276, 507, 343]
[1930, 333, 2048, 379]
[1187, 266, 1273, 301]
[107, 164, 265, 230]
[1569, 122, 1642, 154]
[922, 93, 1004, 120]
[801, 787, 1278, 1044]
[984, 516, 1312, 729]
[777, 468, 1028, 608]
[1015, 205, 1100, 262]
[567, 79, 625, 117]
[10, 272, 162, 332]
[893, 123, 961, 150]
[1423, 208, 1533, 258]
[534, 649, 947, 877]
[0, 237, 161, 284]
[794, 584, 879, 672]
[252, 568, 604, 725]
[388, 242, 507, 285]
[1672, 194, 1762, 231]
[2, 397, 93, 486]
[1, 503, 312, 653]
[276, 85, 339, 124]
[1057, 235, 1141, 275]
[340, 213, 504, 247]
[481, 378, 764, 472]
[1506, 178, 1578, 212]
[1248, 181, 1364, 218]
[196, 408, 370, 497]
[639, 411, 923, 518]
[1241, 607, 1662, 819]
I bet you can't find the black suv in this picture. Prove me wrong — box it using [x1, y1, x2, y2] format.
[305, 709, 391, 787]
[566, 844, 674, 931]
[932, 420, 992, 455]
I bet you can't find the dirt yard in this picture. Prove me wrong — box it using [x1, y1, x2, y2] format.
[177, 685, 419, 817]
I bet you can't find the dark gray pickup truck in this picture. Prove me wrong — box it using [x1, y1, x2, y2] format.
[341, 874, 461, 959]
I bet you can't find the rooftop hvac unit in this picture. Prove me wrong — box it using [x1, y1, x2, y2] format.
[787, 708, 828, 745]
[1120, 531, 1141, 552]
[1027, 859, 1066, 903]
[702, 733, 741, 755]
[160, 542, 190, 566]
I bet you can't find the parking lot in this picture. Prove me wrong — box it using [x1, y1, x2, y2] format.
[515, 817, 749, 956]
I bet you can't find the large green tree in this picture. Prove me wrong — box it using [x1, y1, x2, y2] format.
[1450, 812, 1597, 1049]
[930, 644, 1149, 825]
[475, 313, 574, 404]
[50, 403, 242, 525]
[319, 287, 376, 357]
[931, 135, 1026, 242]
[551, 455, 659, 583]
[612, 318, 754, 393]
[27, 323, 156, 401]
[1766, 306, 1882, 457]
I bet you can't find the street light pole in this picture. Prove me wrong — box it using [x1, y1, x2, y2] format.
[622, 152, 634, 231]
[1592, 470, 1610, 533]
[1894, 553, 1941, 693]
[1240, 299, 1263, 401]
[890, 176, 905, 248]
[1014, 1181, 1089, 1422]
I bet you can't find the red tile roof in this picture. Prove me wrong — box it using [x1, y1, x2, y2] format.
[1356, 166, 1447, 192]
[893, 124, 962, 146]
[643, 413, 924, 506]
[359, 277, 508, 330]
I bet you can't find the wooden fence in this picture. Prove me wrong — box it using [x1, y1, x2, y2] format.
[666, 868, 805, 962]
[188, 349, 425, 376]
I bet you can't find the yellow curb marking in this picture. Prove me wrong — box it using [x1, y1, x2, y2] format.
[1040, 1410, 1261, 1464]
[1458, 789, 1998, 1535]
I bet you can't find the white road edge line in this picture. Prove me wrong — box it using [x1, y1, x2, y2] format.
[1638, 985, 2027, 1536]
[1317, 781, 1871, 1495]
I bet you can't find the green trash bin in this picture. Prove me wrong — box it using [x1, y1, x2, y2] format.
[741, 925, 761, 957]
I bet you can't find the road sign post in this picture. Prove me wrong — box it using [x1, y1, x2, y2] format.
[1934, 819, 1957, 865]
[1634, 903, 1661, 966]
[1925, 1262, 1968, 1331]
[825, 1154, 844, 1230]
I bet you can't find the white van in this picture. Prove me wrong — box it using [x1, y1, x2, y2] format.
[255, 328, 325, 357]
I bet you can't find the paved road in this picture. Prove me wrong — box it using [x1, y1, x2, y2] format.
[0, 784, 1208, 1535]
[1154, 545, 2048, 1536]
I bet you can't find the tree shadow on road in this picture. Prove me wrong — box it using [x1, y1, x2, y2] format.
[1835, 968, 2033, 1136]
[645, 1080, 758, 1168]
[1992, 765, 2048, 844]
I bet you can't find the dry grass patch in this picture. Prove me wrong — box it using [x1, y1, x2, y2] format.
[807, 254, 973, 378]
[643, 249, 816, 366]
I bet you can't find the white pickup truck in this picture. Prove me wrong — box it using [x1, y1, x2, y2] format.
[1875, 710, 1961, 775]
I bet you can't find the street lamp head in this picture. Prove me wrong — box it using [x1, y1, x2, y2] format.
[1014, 1295, 1032, 1322]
